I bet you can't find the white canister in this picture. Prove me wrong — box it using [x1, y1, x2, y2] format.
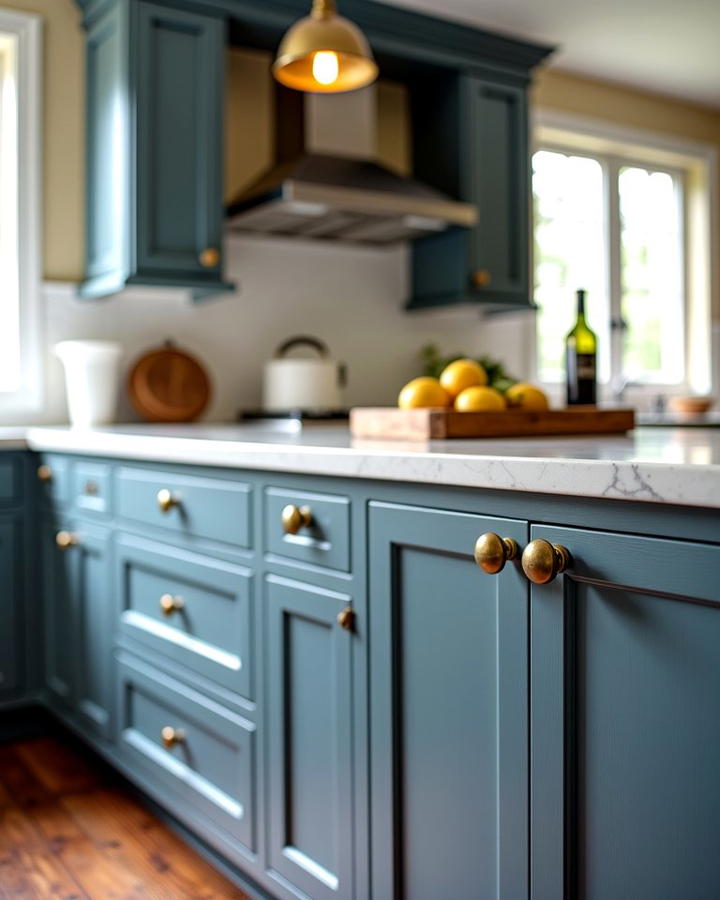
[263, 336, 346, 413]
[55, 340, 123, 427]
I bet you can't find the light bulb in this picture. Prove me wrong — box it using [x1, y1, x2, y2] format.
[312, 51, 339, 86]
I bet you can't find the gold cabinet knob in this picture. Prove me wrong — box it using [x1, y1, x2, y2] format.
[474, 532, 519, 575]
[157, 489, 178, 514]
[521, 539, 572, 585]
[199, 247, 220, 268]
[161, 726, 185, 749]
[337, 606, 355, 631]
[160, 594, 185, 616]
[471, 268, 492, 288]
[37, 464, 53, 483]
[56, 531, 79, 551]
[281, 504, 313, 535]
[84, 480, 99, 496]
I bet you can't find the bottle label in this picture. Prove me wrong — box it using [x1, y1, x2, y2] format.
[575, 353, 596, 379]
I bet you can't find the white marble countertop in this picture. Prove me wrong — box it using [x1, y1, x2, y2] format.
[0, 427, 33, 449]
[13, 422, 719, 509]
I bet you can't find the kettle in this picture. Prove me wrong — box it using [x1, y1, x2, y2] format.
[263, 336, 346, 413]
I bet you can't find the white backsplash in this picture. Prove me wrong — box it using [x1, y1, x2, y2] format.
[34, 235, 531, 425]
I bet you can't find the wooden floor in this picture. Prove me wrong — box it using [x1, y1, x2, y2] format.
[0, 735, 250, 899]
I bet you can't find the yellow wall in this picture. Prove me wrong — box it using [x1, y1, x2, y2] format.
[3, 0, 85, 281]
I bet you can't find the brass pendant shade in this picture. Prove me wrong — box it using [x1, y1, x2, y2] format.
[273, 0, 378, 94]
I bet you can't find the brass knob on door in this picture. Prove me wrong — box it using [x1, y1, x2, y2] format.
[161, 726, 185, 749]
[157, 489, 178, 513]
[160, 594, 185, 616]
[281, 504, 313, 535]
[521, 539, 572, 585]
[337, 606, 355, 631]
[471, 268, 492, 289]
[474, 532, 519, 575]
[56, 531, 79, 551]
[37, 464, 53, 483]
[199, 247, 220, 268]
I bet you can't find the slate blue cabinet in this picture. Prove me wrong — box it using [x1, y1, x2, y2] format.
[41, 516, 114, 740]
[265, 574, 355, 900]
[0, 516, 23, 698]
[411, 73, 532, 311]
[80, 0, 230, 300]
[531, 525, 720, 900]
[368, 501, 529, 900]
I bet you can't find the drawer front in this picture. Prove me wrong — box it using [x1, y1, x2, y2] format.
[265, 487, 350, 573]
[0, 456, 21, 508]
[73, 461, 112, 517]
[37, 454, 72, 508]
[116, 534, 252, 699]
[117, 654, 256, 852]
[117, 467, 252, 550]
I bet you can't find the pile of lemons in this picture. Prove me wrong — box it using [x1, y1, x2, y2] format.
[398, 359, 548, 412]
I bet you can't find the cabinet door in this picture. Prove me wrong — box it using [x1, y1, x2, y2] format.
[466, 76, 529, 306]
[42, 519, 77, 707]
[531, 526, 720, 900]
[0, 517, 22, 697]
[265, 575, 354, 900]
[74, 522, 114, 740]
[134, 2, 224, 281]
[369, 502, 529, 900]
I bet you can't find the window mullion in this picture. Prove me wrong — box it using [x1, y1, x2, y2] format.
[606, 156, 623, 387]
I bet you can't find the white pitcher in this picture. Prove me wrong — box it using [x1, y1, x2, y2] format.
[55, 340, 123, 427]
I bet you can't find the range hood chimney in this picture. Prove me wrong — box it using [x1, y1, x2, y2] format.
[226, 85, 477, 245]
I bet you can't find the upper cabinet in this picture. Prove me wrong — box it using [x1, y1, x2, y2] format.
[81, 0, 231, 300]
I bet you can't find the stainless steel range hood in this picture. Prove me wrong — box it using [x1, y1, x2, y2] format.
[226, 86, 477, 245]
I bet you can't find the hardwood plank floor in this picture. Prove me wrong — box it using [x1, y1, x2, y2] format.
[0, 737, 250, 899]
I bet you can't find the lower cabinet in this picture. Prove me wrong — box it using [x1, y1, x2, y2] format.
[368, 501, 529, 900]
[41, 516, 114, 739]
[0, 515, 22, 698]
[265, 574, 355, 900]
[531, 526, 720, 900]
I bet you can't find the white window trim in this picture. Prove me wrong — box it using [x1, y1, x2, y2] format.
[532, 107, 719, 404]
[0, 9, 42, 422]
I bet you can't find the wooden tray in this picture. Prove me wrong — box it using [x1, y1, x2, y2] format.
[350, 407, 635, 441]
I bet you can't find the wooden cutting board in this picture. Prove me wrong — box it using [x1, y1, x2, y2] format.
[350, 406, 635, 441]
[128, 342, 211, 423]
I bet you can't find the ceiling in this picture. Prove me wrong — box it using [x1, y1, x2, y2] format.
[380, 0, 720, 109]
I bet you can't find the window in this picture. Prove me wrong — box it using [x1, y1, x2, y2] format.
[532, 113, 715, 398]
[0, 10, 41, 420]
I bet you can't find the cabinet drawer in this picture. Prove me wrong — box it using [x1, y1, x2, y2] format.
[265, 487, 350, 573]
[73, 461, 112, 517]
[37, 455, 71, 508]
[117, 653, 256, 852]
[116, 534, 252, 699]
[0, 456, 21, 507]
[116, 467, 252, 549]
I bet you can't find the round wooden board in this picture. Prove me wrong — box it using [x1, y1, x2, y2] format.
[128, 343, 211, 423]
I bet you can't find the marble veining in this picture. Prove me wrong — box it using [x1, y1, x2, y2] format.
[15, 423, 720, 509]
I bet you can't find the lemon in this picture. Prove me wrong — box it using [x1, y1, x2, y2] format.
[439, 359, 488, 398]
[454, 385, 506, 412]
[505, 383, 550, 411]
[398, 377, 451, 409]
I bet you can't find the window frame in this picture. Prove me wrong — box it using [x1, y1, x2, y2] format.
[532, 108, 718, 402]
[0, 9, 42, 422]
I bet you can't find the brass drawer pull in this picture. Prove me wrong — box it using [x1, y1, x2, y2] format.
[471, 268, 492, 289]
[37, 464, 53, 483]
[56, 531, 79, 551]
[160, 594, 185, 616]
[337, 606, 355, 631]
[161, 726, 185, 749]
[84, 480, 99, 496]
[282, 504, 313, 535]
[199, 247, 220, 268]
[157, 489, 179, 513]
[522, 539, 571, 585]
[474, 532, 519, 575]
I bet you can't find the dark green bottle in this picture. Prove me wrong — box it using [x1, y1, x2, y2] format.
[565, 289, 597, 405]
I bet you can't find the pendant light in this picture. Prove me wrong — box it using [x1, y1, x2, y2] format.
[273, 0, 378, 94]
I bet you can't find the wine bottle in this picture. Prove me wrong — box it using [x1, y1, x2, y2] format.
[565, 289, 597, 405]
